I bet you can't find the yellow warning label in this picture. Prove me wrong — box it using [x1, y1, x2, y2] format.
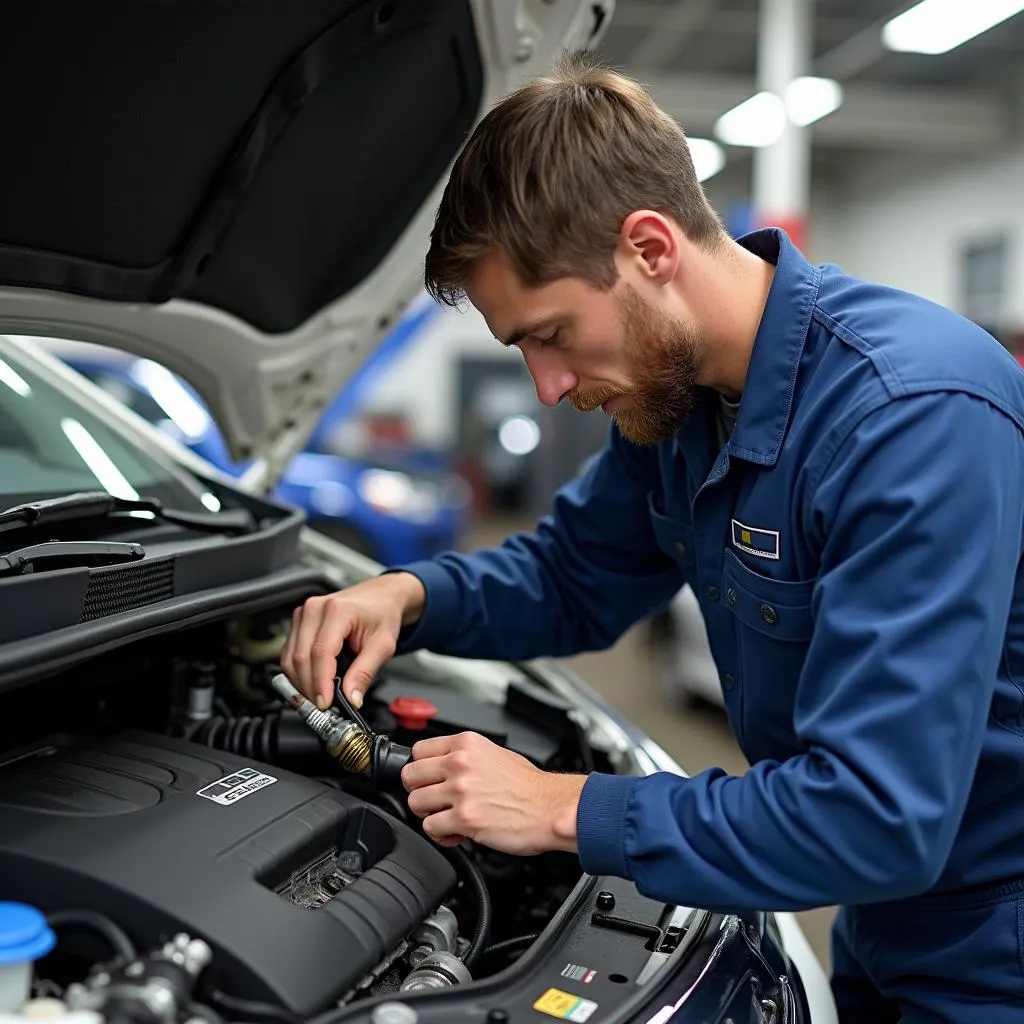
[532, 987, 598, 1022]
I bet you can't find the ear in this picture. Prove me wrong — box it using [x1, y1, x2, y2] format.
[618, 210, 679, 285]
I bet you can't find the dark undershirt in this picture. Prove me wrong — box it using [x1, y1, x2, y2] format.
[715, 393, 741, 450]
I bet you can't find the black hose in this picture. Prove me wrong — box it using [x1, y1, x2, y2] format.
[190, 711, 324, 768]
[186, 1002, 227, 1024]
[479, 932, 540, 965]
[46, 910, 137, 962]
[209, 991, 302, 1024]
[442, 844, 491, 970]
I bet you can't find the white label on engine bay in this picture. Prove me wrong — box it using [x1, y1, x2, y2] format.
[196, 767, 277, 806]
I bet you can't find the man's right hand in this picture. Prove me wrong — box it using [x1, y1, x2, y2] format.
[280, 572, 426, 711]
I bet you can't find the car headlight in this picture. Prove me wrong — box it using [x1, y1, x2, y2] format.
[357, 468, 441, 524]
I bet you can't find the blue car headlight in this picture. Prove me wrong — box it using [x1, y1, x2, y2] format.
[357, 468, 442, 524]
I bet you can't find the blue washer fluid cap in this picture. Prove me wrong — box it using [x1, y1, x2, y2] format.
[0, 903, 56, 965]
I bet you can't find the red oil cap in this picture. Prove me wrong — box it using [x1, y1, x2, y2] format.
[388, 695, 439, 730]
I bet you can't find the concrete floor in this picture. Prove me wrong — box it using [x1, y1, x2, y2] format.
[464, 514, 837, 971]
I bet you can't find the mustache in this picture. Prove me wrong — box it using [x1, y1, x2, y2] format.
[569, 385, 627, 413]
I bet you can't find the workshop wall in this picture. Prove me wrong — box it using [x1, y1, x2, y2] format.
[811, 143, 1024, 329]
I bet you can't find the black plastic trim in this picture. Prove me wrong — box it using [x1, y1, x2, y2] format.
[0, 481, 304, 643]
[0, 563, 332, 693]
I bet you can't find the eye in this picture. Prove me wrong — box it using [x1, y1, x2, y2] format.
[537, 330, 562, 349]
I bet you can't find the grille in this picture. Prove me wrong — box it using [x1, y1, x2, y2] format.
[81, 558, 175, 621]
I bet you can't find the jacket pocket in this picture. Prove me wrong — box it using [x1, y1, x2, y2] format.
[722, 550, 816, 760]
[723, 549, 815, 642]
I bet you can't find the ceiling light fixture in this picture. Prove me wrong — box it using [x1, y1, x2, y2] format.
[687, 137, 726, 181]
[713, 92, 787, 148]
[882, 0, 1024, 55]
[784, 76, 844, 127]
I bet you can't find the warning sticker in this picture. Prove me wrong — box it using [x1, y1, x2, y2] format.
[560, 963, 597, 984]
[532, 988, 598, 1022]
[196, 767, 277, 806]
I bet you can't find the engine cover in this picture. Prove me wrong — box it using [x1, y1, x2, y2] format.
[0, 731, 456, 1015]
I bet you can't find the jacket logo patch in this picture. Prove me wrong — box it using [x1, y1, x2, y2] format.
[731, 519, 780, 560]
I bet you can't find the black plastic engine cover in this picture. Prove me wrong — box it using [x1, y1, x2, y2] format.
[0, 731, 456, 1015]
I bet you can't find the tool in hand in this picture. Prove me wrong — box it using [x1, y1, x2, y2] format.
[270, 672, 412, 789]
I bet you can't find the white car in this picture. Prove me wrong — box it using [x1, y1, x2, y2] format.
[649, 586, 727, 709]
[0, 5, 835, 1024]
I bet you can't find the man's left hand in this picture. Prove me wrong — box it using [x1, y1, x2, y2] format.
[401, 732, 586, 856]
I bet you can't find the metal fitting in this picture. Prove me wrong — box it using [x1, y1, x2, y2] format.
[271, 673, 373, 774]
[410, 905, 459, 959]
[162, 934, 212, 977]
[400, 952, 472, 992]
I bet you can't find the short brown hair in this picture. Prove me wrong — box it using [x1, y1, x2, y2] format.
[424, 49, 725, 307]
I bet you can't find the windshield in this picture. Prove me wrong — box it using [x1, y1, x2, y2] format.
[0, 340, 213, 513]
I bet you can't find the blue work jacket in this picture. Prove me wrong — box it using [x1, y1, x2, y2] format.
[395, 228, 1024, 914]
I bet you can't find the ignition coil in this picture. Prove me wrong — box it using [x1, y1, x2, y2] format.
[270, 674, 412, 788]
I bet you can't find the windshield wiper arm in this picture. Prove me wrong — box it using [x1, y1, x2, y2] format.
[0, 540, 145, 578]
[0, 491, 255, 536]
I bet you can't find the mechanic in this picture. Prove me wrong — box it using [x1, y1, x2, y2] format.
[282, 52, 1024, 1023]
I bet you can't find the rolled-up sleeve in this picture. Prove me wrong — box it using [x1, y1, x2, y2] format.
[390, 424, 686, 662]
[578, 391, 1024, 911]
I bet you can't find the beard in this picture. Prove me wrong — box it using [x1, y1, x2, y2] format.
[569, 284, 701, 446]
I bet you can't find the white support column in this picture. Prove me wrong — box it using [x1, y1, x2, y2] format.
[753, 0, 812, 250]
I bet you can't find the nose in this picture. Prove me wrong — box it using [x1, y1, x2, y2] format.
[523, 351, 577, 408]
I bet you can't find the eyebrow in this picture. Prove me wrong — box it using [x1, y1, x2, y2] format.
[499, 316, 564, 348]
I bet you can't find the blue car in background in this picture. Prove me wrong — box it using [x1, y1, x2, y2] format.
[57, 342, 470, 566]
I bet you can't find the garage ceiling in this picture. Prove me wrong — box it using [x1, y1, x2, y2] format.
[595, 1, 1024, 152]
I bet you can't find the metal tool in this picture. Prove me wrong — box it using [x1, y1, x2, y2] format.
[270, 674, 412, 787]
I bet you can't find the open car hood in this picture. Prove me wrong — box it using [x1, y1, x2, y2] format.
[0, 1, 612, 488]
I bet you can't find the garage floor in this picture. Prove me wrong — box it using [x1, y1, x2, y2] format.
[465, 515, 837, 971]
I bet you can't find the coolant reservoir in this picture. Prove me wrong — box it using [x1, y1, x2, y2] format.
[0, 904, 55, 1014]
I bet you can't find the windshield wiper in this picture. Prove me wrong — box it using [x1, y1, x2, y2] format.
[0, 491, 255, 537]
[0, 540, 144, 578]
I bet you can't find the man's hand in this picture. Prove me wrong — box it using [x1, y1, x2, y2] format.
[401, 732, 586, 856]
[281, 572, 426, 710]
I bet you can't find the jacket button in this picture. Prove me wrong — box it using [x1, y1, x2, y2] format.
[707, 585, 720, 601]
[760, 603, 778, 625]
[723, 673, 735, 690]
[726, 588, 737, 606]
[674, 541, 686, 556]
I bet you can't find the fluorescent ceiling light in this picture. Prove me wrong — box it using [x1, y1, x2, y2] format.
[687, 137, 726, 182]
[0, 358, 31, 397]
[785, 76, 844, 127]
[130, 358, 212, 440]
[882, 0, 1024, 55]
[61, 417, 140, 501]
[714, 92, 786, 148]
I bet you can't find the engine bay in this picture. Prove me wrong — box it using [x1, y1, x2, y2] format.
[0, 604, 600, 1023]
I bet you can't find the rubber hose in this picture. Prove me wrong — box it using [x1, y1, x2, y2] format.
[209, 991, 302, 1024]
[443, 845, 492, 970]
[46, 910, 137, 963]
[479, 932, 541, 964]
[191, 712, 322, 767]
[186, 1002, 227, 1024]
